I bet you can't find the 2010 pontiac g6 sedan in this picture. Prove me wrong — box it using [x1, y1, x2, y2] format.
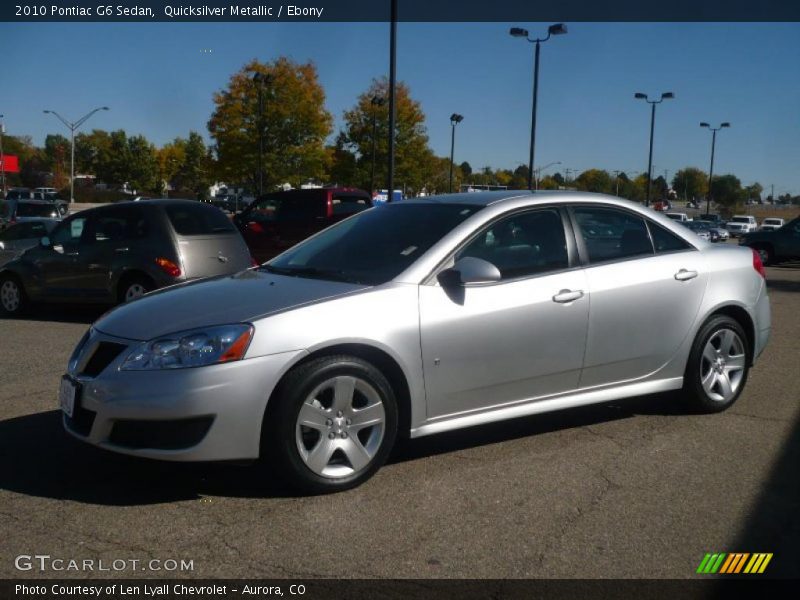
[61, 192, 771, 493]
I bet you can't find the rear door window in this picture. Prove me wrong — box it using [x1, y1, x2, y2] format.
[648, 221, 693, 253]
[276, 196, 325, 221]
[165, 204, 235, 235]
[91, 207, 149, 242]
[573, 207, 654, 263]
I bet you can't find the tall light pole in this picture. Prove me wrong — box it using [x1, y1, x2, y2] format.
[369, 95, 385, 195]
[0, 114, 6, 195]
[448, 113, 464, 193]
[251, 72, 273, 197]
[533, 160, 561, 190]
[634, 92, 673, 207]
[700, 122, 730, 215]
[510, 24, 567, 191]
[387, 0, 397, 201]
[43, 107, 109, 203]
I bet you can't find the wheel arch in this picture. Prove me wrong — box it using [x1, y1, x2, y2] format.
[264, 342, 413, 440]
[114, 269, 156, 298]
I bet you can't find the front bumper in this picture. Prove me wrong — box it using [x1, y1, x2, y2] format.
[62, 333, 305, 461]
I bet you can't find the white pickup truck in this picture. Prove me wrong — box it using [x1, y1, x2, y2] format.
[725, 215, 758, 237]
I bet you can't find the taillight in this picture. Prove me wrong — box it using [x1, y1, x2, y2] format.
[155, 257, 182, 277]
[247, 221, 264, 234]
[751, 248, 766, 279]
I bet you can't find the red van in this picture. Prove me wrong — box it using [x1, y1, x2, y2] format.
[234, 187, 372, 262]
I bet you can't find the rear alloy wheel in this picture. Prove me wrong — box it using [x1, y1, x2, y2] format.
[119, 277, 152, 303]
[683, 315, 750, 413]
[0, 276, 27, 317]
[265, 355, 398, 493]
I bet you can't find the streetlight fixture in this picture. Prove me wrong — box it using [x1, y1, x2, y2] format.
[251, 72, 274, 197]
[369, 95, 385, 195]
[510, 23, 567, 190]
[448, 113, 464, 193]
[43, 106, 109, 203]
[700, 122, 730, 215]
[533, 160, 561, 190]
[634, 91, 674, 207]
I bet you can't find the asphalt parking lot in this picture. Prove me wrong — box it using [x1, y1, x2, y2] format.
[0, 263, 798, 579]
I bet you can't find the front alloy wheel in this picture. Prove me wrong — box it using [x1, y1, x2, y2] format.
[264, 355, 398, 493]
[296, 375, 386, 478]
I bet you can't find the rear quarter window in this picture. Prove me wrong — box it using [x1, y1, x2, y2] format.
[165, 204, 235, 235]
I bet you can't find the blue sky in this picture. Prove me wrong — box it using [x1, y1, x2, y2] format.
[2, 22, 799, 194]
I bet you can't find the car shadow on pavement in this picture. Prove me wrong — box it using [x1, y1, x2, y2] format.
[0, 394, 686, 505]
[725, 410, 800, 578]
[390, 391, 685, 464]
[0, 410, 296, 505]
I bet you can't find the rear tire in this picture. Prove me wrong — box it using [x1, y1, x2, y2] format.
[683, 315, 750, 413]
[117, 275, 153, 304]
[262, 355, 398, 494]
[0, 274, 28, 317]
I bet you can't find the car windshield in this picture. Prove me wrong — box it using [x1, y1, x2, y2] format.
[265, 203, 483, 285]
[731, 217, 751, 223]
[764, 219, 781, 225]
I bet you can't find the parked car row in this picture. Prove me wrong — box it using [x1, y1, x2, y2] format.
[4, 187, 68, 217]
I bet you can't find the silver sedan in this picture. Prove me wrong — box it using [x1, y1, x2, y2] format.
[61, 192, 771, 492]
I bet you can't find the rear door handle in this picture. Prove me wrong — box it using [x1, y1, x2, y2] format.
[553, 289, 584, 303]
[674, 269, 698, 281]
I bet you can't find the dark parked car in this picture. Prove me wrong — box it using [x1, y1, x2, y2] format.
[0, 219, 59, 267]
[740, 216, 800, 265]
[234, 187, 372, 262]
[0, 199, 254, 316]
[1, 199, 63, 224]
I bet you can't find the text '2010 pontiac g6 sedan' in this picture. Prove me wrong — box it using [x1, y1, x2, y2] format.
[60, 191, 771, 493]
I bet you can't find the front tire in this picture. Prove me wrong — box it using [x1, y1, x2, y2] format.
[0, 275, 28, 317]
[263, 355, 398, 494]
[683, 315, 750, 413]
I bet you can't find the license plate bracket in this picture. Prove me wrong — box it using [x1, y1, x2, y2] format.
[59, 376, 80, 418]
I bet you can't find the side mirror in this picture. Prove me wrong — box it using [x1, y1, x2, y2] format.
[40, 236, 51, 248]
[438, 256, 502, 287]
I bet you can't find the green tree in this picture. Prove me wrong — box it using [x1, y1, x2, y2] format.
[672, 167, 708, 202]
[338, 77, 433, 194]
[208, 57, 333, 192]
[575, 169, 613, 194]
[125, 135, 159, 193]
[459, 161, 472, 177]
[710, 174, 743, 208]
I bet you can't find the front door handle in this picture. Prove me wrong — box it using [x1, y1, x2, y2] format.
[115, 247, 129, 253]
[674, 269, 698, 281]
[553, 289, 584, 303]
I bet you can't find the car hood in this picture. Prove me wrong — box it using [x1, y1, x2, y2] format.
[93, 269, 370, 341]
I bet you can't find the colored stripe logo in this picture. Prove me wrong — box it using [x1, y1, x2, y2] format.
[696, 552, 773, 574]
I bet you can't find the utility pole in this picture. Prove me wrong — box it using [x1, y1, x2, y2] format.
[386, 0, 397, 201]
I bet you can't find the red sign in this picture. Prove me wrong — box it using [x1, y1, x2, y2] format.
[0, 154, 19, 173]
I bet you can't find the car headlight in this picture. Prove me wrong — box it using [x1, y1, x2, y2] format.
[120, 324, 254, 370]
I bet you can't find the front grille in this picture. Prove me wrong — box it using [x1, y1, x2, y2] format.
[80, 342, 128, 377]
[109, 417, 214, 450]
[65, 405, 96, 437]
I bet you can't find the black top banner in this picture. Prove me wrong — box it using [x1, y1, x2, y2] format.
[3, 0, 800, 22]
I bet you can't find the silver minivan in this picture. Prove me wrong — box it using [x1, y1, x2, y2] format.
[0, 199, 253, 315]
